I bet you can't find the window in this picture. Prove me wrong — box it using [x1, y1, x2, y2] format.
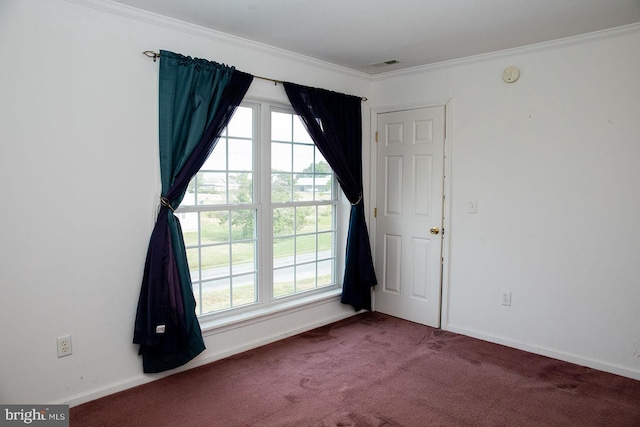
[271, 109, 337, 298]
[176, 102, 339, 318]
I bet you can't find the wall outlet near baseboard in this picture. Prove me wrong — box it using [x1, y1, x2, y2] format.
[501, 291, 512, 306]
[57, 335, 72, 357]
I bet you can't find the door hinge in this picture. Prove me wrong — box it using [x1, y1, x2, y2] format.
[374, 207, 377, 218]
[375, 131, 378, 142]
[444, 105, 447, 139]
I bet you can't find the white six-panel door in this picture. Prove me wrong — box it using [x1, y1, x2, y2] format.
[374, 106, 445, 327]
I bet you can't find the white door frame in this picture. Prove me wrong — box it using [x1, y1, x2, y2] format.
[369, 99, 453, 330]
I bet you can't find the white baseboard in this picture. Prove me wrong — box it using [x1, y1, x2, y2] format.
[57, 316, 640, 407]
[446, 324, 640, 381]
[59, 306, 357, 407]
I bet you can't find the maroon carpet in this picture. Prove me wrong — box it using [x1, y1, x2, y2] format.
[71, 312, 640, 426]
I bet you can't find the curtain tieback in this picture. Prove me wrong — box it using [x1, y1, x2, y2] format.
[351, 193, 363, 206]
[160, 197, 175, 212]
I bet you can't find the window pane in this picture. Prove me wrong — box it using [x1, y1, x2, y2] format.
[293, 173, 308, 202]
[197, 172, 227, 205]
[182, 181, 197, 207]
[293, 115, 312, 143]
[180, 212, 199, 246]
[229, 172, 253, 204]
[201, 245, 230, 278]
[296, 206, 313, 233]
[315, 174, 332, 201]
[231, 242, 255, 270]
[296, 234, 316, 261]
[232, 274, 256, 307]
[193, 281, 203, 311]
[317, 259, 334, 287]
[271, 173, 292, 202]
[271, 142, 292, 172]
[296, 264, 316, 292]
[315, 147, 327, 164]
[231, 209, 255, 240]
[271, 111, 292, 141]
[318, 231, 334, 255]
[293, 144, 314, 172]
[274, 237, 294, 267]
[273, 266, 294, 298]
[202, 141, 226, 171]
[228, 139, 252, 171]
[317, 206, 333, 232]
[303, 206, 317, 233]
[273, 207, 294, 237]
[201, 278, 231, 314]
[201, 211, 229, 244]
[186, 247, 199, 277]
[227, 106, 253, 138]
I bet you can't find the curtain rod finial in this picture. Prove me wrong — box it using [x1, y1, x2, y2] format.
[143, 50, 159, 62]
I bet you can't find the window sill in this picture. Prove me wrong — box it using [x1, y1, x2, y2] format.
[199, 287, 343, 336]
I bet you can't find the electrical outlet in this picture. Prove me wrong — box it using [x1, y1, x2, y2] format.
[57, 335, 72, 358]
[501, 291, 512, 306]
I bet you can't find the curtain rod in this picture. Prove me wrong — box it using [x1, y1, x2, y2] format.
[143, 51, 367, 102]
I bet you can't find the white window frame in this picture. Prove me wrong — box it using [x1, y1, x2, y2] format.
[176, 96, 346, 329]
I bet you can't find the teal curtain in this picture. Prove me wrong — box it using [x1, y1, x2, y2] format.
[134, 50, 253, 373]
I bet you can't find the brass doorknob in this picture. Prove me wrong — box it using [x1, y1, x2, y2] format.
[430, 227, 440, 235]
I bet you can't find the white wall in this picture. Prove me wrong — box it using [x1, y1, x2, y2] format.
[371, 26, 640, 379]
[0, 0, 372, 406]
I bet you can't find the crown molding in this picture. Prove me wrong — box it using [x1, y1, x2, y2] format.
[372, 22, 640, 81]
[64, 0, 639, 84]
[65, 0, 372, 83]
